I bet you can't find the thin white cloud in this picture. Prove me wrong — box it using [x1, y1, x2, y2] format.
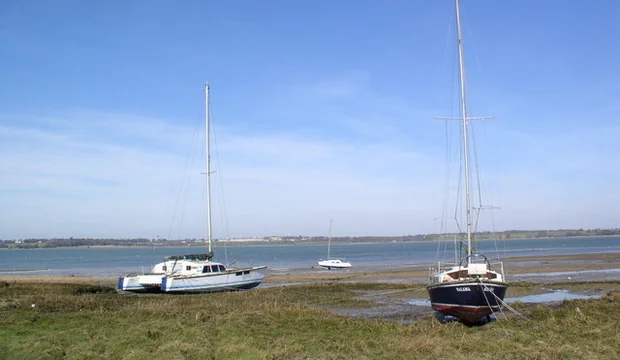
[290, 71, 369, 99]
[0, 108, 446, 240]
[1, 76, 618, 239]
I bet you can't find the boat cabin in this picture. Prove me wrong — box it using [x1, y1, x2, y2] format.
[202, 264, 226, 273]
[150, 254, 228, 276]
[433, 263, 503, 283]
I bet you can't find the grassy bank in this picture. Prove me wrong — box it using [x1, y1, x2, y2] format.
[1, 280, 619, 359]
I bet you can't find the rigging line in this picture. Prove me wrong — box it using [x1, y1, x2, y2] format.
[485, 283, 529, 321]
[181, 134, 206, 242]
[485, 283, 586, 338]
[469, 117, 504, 259]
[460, 6, 495, 237]
[181, 116, 207, 241]
[437, 118, 452, 260]
[437, 11, 459, 262]
[453, 119, 464, 236]
[478, 281, 520, 338]
[444, 46, 461, 261]
[478, 279, 506, 328]
[441, 9, 456, 84]
[442, 81, 459, 258]
[446, 15, 461, 236]
[436, 7, 457, 253]
[479, 280, 521, 321]
[469, 121, 485, 247]
[461, 9, 484, 79]
[209, 108, 232, 264]
[454, 117, 468, 262]
[200, 160, 207, 241]
[490, 209, 503, 262]
[365, 288, 420, 297]
[167, 113, 202, 240]
[200, 106, 212, 247]
[211, 112, 231, 241]
[470, 121, 500, 254]
[469, 120, 485, 214]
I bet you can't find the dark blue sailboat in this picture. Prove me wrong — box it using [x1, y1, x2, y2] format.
[427, 0, 509, 325]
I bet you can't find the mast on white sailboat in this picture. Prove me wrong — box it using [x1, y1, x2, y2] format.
[205, 84, 213, 257]
[327, 219, 333, 259]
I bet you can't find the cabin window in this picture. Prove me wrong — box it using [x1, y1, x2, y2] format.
[211, 265, 219, 273]
[203, 266, 211, 273]
[162, 266, 167, 271]
[186, 265, 192, 271]
[218, 265, 226, 272]
[236, 272, 242, 276]
[243, 271, 250, 275]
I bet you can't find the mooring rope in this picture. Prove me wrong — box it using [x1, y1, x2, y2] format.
[479, 279, 503, 320]
[478, 279, 528, 320]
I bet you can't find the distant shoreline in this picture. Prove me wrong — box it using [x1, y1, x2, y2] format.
[1, 234, 619, 250]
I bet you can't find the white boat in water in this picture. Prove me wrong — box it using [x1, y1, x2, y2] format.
[317, 259, 352, 270]
[117, 84, 267, 294]
[317, 220, 352, 270]
[426, 0, 508, 325]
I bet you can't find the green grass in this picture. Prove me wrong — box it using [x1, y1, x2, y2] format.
[0, 280, 619, 359]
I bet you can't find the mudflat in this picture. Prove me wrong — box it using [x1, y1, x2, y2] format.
[2, 252, 620, 359]
[2, 251, 618, 287]
[266, 252, 620, 284]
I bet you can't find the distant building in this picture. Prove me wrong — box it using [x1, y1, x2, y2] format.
[219, 237, 266, 243]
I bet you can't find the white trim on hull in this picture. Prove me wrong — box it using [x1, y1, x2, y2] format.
[427, 281, 508, 289]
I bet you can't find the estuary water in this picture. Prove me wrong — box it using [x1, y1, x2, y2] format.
[1, 236, 619, 277]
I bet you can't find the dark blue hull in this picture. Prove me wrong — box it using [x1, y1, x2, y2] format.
[427, 281, 508, 324]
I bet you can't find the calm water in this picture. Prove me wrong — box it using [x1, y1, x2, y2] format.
[1, 236, 619, 277]
[407, 289, 601, 306]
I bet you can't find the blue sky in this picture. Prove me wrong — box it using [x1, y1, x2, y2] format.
[1, 0, 618, 240]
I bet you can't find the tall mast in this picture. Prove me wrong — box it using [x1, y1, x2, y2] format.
[205, 84, 213, 255]
[455, 0, 473, 256]
[327, 219, 332, 259]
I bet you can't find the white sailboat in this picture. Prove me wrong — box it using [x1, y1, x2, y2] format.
[317, 220, 352, 270]
[426, 0, 509, 324]
[117, 84, 267, 294]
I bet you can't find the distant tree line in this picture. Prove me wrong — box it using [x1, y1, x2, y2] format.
[1, 228, 620, 249]
[493, 228, 620, 239]
[0, 237, 172, 249]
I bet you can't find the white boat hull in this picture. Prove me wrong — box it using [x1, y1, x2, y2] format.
[162, 266, 267, 293]
[117, 266, 267, 294]
[317, 259, 352, 269]
[117, 274, 164, 293]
